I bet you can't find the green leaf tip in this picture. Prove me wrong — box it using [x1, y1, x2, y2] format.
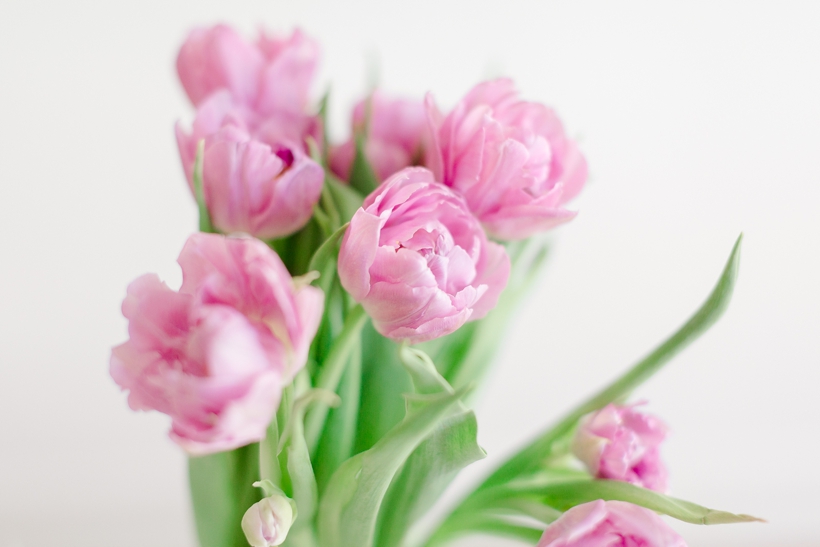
[443, 234, 746, 520]
[533, 480, 764, 526]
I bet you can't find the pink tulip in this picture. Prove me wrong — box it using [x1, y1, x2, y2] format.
[177, 24, 319, 118]
[330, 91, 426, 181]
[110, 233, 323, 454]
[537, 500, 687, 547]
[338, 167, 510, 344]
[426, 78, 587, 240]
[175, 92, 324, 239]
[572, 404, 669, 493]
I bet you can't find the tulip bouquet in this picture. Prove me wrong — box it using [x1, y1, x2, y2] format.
[110, 23, 761, 547]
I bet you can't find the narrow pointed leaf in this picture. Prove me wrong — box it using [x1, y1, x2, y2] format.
[531, 480, 763, 525]
[348, 134, 379, 195]
[480, 235, 744, 488]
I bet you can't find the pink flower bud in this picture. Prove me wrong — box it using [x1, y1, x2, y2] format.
[537, 500, 687, 547]
[572, 403, 669, 492]
[330, 91, 426, 181]
[110, 234, 323, 454]
[426, 78, 587, 240]
[242, 493, 297, 547]
[176, 24, 319, 118]
[175, 92, 324, 239]
[338, 167, 510, 344]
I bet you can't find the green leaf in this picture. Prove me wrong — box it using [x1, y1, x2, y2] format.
[188, 444, 262, 547]
[480, 234, 744, 488]
[259, 419, 282, 487]
[529, 480, 763, 525]
[317, 88, 331, 168]
[354, 323, 412, 453]
[325, 172, 365, 224]
[375, 347, 486, 547]
[279, 390, 340, 542]
[376, 411, 486, 547]
[306, 222, 349, 294]
[314, 341, 362, 495]
[304, 305, 368, 454]
[348, 133, 379, 195]
[317, 388, 468, 547]
[192, 139, 215, 234]
[426, 514, 544, 547]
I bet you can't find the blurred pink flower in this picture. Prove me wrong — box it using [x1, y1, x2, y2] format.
[330, 91, 426, 181]
[176, 25, 319, 118]
[338, 167, 509, 344]
[110, 234, 323, 455]
[572, 403, 669, 492]
[537, 500, 687, 547]
[175, 92, 324, 239]
[426, 78, 587, 240]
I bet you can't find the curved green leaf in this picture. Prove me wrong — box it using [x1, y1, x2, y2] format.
[375, 347, 485, 547]
[317, 388, 467, 547]
[480, 234, 744, 488]
[531, 480, 763, 525]
[376, 411, 486, 547]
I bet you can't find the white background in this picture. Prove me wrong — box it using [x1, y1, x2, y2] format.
[1, 1, 818, 546]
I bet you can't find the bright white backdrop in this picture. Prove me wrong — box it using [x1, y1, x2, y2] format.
[1, 1, 818, 546]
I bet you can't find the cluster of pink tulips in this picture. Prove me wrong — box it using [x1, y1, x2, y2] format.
[111, 23, 758, 547]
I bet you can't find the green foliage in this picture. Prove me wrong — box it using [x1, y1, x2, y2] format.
[480, 235, 744, 489]
[374, 347, 486, 547]
[354, 322, 412, 453]
[304, 305, 368, 454]
[188, 444, 262, 547]
[424, 235, 747, 544]
[317, 388, 468, 547]
[348, 133, 380, 195]
[532, 479, 763, 525]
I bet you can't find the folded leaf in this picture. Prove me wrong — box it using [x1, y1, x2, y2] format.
[375, 346, 485, 547]
[317, 388, 467, 547]
[376, 411, 486, 547]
